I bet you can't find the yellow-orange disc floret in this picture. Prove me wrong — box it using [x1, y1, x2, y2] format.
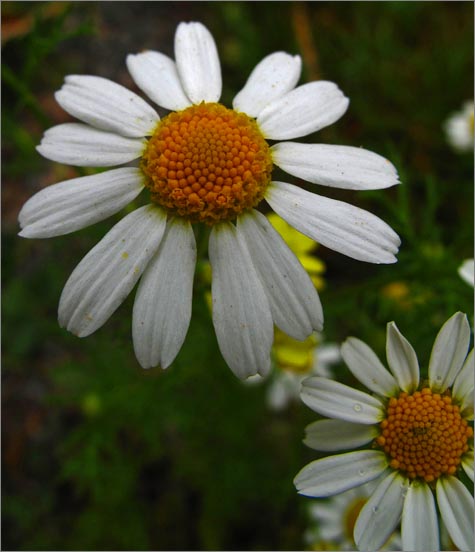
[141, 103, 273, 224]
[376, 387, 473, 482]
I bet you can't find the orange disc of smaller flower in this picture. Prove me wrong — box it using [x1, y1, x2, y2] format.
[141, 103, 273, 225]
[376, 387, 473, 482]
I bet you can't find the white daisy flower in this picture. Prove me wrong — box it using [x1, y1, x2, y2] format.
[304, 482, 402, 551]
[18, 21, 400, 379]
[458, 258, 475, 288]
[295, 312, 474, 551]
[444, 100, 474, 153]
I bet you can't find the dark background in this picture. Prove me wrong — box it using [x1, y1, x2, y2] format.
[2, 2, 473, 550]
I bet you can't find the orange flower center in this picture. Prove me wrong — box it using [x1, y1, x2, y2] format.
[141, 103, 273, 224]
[376, 387, 473, 482]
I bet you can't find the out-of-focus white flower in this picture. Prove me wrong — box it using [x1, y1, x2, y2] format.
[267, 331, 341, 410]
[444, 100, 474, 153]
[458, 258, 474, 287]
[304, 482, 402, 551]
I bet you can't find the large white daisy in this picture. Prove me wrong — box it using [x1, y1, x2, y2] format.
[18, 21, 400, 379]
[294, 312, 474, 551]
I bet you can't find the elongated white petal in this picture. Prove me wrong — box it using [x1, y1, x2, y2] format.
[18, 168, 145, 238]
[55, 75, 159, 137]
[462, 449, 474, 481]
[132, 218, 196, 369]
[58, 205, 166, 337]
[126, 51, 192, 111]
[237, 210, 323, 339]
[304, 419, 378, 451]
[209, 222, 273, 379]
[453, 348, 474, 415]
[386, 322, 419, 393]
[429, 312, 471, 392]
[232, 52, 301, 117]
[294, 450, 388, 497]
[266, 181, 400, 263]
[436, 476, 474, 552]
[174, 21, 221, 104]
[37, 123, 145, 167]
[301, 376, 385, 424]
[402, 482, 439, 551]
[271, 142, 400, 190]
[257, 81, 349, 140]
[341, 337, 398, 397]
[354, 472, 409, 551]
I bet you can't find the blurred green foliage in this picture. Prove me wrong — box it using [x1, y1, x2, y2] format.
[2, 1, 473, 550]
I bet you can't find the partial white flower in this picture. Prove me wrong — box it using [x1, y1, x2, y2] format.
[444, 100, 474, 153]
[304, 482, 402, 551]
[458, 258, 475, 287]
[295, 312, 474, 551]
[267, 336, 341, 410]
[19, 21, 400, 378]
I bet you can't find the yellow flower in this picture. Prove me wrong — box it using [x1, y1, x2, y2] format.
[273, 328, 318, 374]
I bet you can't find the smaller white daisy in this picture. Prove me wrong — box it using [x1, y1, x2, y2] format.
[444, 100, 474, 153]
[294, 312, 474, 551]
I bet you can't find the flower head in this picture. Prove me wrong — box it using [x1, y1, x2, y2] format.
[294, 312, 474, 551]
[19, 21, 400, 378]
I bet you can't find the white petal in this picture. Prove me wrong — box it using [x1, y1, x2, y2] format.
[429, 312, 471, 393]
[462, 449, 474, 481]
[37, 123, 145, 167]
[266, 181, 401, 264]
[18, 168, 145, 238]
[386, 322, 419, 393]
[301, 376, 385, 424]
[126, 51, 192, 111]
[174, 21, 221, 104]
[453, 348, 474, 415]
[271, 142, 400, 190]
[304, 419, 378, 451]
[232, 52, 301, 117]
[341, 337, 398, 397]
[354, 472, 409, 551]
[436, 476, 474, 552]
[55, 75, 159, 137]
[237, 210, 323, 340]
[257, 81, 349, 140]
[209, 222, 273, 379]
[58, 205, 166, 337]
[402, 482, 439, 551]
[132, 218, 196, 369]
[294, 450, 388, 497]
